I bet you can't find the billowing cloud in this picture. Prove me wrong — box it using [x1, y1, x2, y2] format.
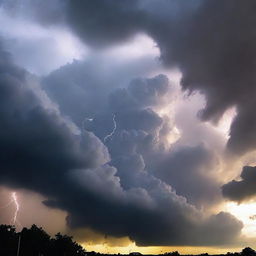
[0, 42, 109, 203]
[47, 166, 242, 246]
[1, 0, 255, 249]
[62, 0, 256, 156]
[42, 53, 159, 126]
[0, 43, 243, 246]
[43, 62, 242, 245]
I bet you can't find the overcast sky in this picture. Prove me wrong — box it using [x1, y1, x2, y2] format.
[1, 0, 256, 254]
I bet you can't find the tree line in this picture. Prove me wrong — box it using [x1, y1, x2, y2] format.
[0, 224, 86, 256]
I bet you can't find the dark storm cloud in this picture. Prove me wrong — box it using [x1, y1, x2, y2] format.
[67, 0, 145, 47]
[63, 0, 256, 155]
[40, 54, 242, 245]
[0, 16, 243, 250]
[5, 0, 256, 156]
[0, 45, 243, 246]
[47, 166, 242, 247]
[0, 43, 109, 198]
[147, 0, 256, 156]
[91, 74, 221, 208]
[222, 166, 256, 202]
[48, 65, 239, 245]
[227, 102, 256, 155]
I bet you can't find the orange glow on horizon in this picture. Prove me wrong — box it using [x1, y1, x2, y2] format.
[81, 242, 243, 255]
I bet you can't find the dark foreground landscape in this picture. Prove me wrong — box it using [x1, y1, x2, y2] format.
[0, 224, 255, 256]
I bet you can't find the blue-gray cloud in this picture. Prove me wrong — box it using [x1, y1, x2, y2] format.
[64, 0, 256, 156]
[0, 44, 243, 246]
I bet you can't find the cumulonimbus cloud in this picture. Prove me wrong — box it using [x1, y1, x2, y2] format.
[1, 0, 254, 247]
[0, 41, 243, 246]
[64, 0, 256, 156]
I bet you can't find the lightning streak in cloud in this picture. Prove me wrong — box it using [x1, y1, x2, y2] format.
[0, 192, 21, 227]
[104, 114, 117, 142]
[11, 192, 20, 225]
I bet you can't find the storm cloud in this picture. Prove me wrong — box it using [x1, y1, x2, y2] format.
[63, 0, 256, 156]
[222, 166, 256, 202]
[4, 0, 256, 156]
[0, 42, 243, 246]
[42, 57, 241, 245]
[0, 42, 109, 192]
[1, 0, 255, 249]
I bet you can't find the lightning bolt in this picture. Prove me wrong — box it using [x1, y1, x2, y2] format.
[11, 192, 20, 225]
[104, 114, 117, 143]
[0, 192, 21, 227]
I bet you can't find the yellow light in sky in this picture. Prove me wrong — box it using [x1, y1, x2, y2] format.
[226, 202, 256, 237]
[82, 242, 241, 255]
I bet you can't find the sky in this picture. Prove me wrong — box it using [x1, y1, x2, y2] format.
[1, 0, 256, 254]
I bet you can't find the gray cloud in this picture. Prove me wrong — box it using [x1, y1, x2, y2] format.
[146, 0, 256, 156]
[109, 74, 170, 111]
[0, 0, 66, 26]
[67, 0, 144, 48]
[0, 42, 109, 207]
[0, 1, 252, 246]
[53, 68, 239, 245]
[47, 165, 242, 247]
[42, 54, 160, 126]
[5, 1, 256, 156]
[0, 45, 242, 246]
[222, 166, 256, 202]
[155, 145, 221, 208]
[62, 0, 256, 156]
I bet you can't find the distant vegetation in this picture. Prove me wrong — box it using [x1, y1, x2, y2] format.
[0, 224, 86, 256]
[0, 224, 256, 256]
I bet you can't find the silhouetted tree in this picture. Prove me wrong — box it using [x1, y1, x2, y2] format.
[19, 224, 51, 256]
[241, 247, 256, 256]
[165, 251, 180, 256]
[0, 224, 86, 256]
[0, 225, 18, 256]
[50, 232, 86, 256]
